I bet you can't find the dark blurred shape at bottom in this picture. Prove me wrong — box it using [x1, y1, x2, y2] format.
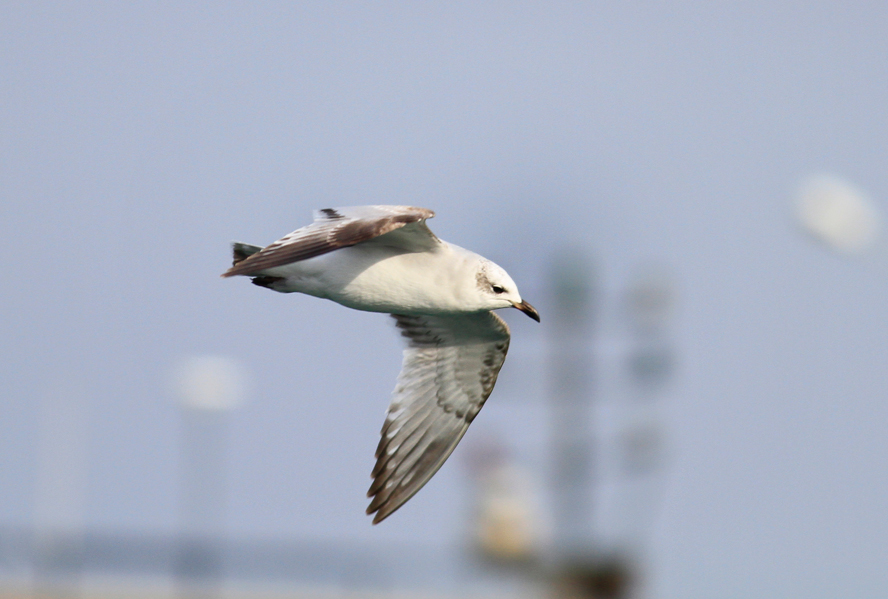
[549, 553, 634, 599]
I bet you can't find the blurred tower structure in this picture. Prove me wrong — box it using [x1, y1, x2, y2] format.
[617, 269, 675, 552]
[546, 254, 676, 599]
[547, 252, 596, 559]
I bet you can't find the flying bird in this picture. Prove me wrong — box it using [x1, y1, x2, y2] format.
[222, 205, 539, 523]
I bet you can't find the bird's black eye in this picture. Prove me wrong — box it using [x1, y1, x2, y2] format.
[492, 285, 505, 294]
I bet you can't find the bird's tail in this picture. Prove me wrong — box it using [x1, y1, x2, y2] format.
[225, 242, 284, 289]
[231, 242, 263, 267]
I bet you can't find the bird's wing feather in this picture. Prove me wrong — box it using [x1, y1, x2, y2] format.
[367, 312, 511, 524]
[222, 205, 438, 277]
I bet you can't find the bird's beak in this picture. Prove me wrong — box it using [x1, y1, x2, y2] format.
[513, 300, 541, 322]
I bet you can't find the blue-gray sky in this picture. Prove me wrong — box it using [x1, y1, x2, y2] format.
[3, 3, 888, 597]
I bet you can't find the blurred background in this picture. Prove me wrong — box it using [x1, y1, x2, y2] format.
[2, 2, 887, 598]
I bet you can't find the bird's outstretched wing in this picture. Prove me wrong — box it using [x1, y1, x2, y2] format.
[222, 205, 438, 277]
[367, 312, 511, 524]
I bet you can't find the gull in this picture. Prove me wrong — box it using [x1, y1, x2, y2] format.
[222, 205, 540, 523]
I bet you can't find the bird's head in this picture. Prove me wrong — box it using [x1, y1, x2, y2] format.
[476, 260, 540, 322]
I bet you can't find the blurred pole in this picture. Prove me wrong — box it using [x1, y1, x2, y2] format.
[174, 356, 246, 599]
[547, 251, 596, 559]
[177, 411, 227, 599]
[32, 378, 88, 599]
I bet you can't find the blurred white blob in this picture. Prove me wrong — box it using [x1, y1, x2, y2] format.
[174, 355, 248, 411]
[465, 439, 543, 563]
[795, 174, 882, 253]
[475, 464, 540, 563]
